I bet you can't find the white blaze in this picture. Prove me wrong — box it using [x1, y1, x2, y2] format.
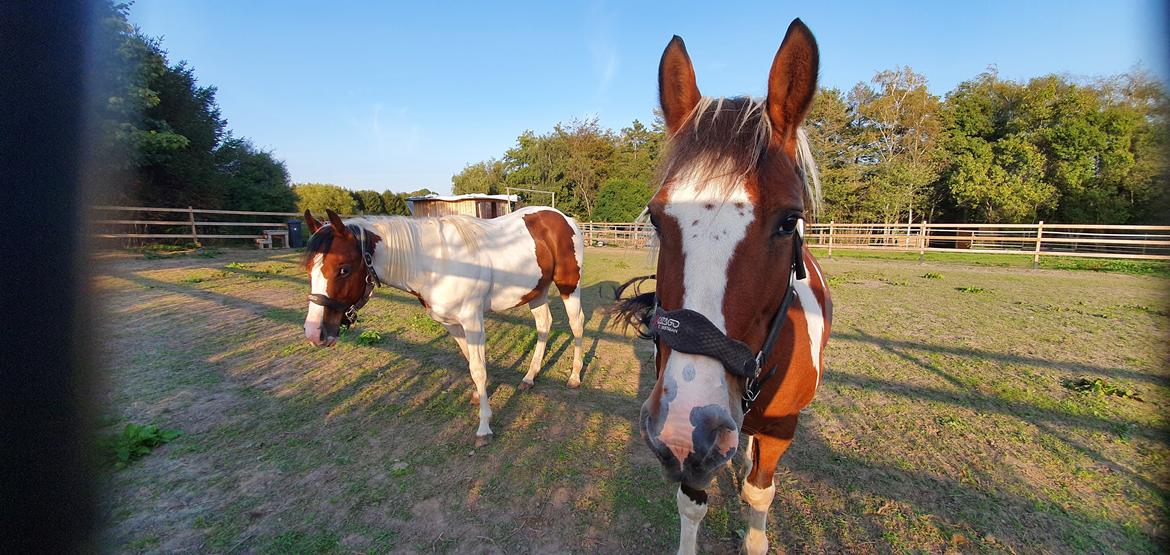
[657, 176, 753, 461]
[305, 254, 328, 342]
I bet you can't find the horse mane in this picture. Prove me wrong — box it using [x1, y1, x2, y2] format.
[434, 215, 486, 253]
[656, 96, 822, 219]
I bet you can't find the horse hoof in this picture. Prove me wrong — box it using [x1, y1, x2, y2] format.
[567, 378, 582, 389]
[518, 380, 534, 391]
[474, 434, 493, 448]
[470, 391, 480, 405]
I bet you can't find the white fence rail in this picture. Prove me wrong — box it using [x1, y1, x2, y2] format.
[89, 207, 1170, 260]
[580, 221, 1170, 261]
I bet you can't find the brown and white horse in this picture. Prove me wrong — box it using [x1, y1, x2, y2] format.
[301, 206, 586, 447]
[613, 20, 831, 554]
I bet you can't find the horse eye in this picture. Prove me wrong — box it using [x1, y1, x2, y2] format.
[339, 266, 350, 277]
[777, 215, 800, 236]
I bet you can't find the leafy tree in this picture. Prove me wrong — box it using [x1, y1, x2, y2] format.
[216, 137, 296, 212]
[88, 1, 187, 180]
[294, 183, 356, 215]
[354, 190, 386, 214]
[593, 179, 653, 222]
[849, 67, 944, 223]
[610, 119, 664, 185]
[939, 70, 1168, 223]
[805, 88, 866, 222]
[88, 0, 297, 212]
[382, 191, 410, 216]
[452, 159, 506, 195]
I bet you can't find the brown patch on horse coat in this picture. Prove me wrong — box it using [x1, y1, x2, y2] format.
[520, 211, 581, 303]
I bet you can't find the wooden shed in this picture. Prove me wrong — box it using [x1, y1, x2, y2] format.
[406, 194, 517, 219]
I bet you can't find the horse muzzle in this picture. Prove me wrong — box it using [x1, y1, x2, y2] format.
[640, 398, 739, 488]
[304, 323, 338, 347]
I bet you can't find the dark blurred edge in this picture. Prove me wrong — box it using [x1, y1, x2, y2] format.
[0, 1, 98, 552]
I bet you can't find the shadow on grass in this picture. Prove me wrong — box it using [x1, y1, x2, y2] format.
[106, 261, 1164, 552]
[837, 329, 1169, 388]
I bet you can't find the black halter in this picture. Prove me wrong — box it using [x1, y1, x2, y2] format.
[307, 224, 382, 327]
[649, 228, 806, 414]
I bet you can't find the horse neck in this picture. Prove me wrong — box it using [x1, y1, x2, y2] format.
[364, 217, 422, 292]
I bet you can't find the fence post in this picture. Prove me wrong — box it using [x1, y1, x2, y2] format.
[187, 206, 201, 247]
[1033, 220, 1044, 269]
[918, 221, 927, 263]
[827, 220, 835, 259]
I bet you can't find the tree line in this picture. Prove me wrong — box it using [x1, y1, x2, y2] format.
[291, 183, 435, 216]
[455, 68, 1168, 225]
[89, 1, 296, 212]
[94, 0, 1166, 225]
[89, 1, 435, 218]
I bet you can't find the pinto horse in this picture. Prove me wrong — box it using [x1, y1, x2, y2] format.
[612, 19, 831, 555]
[301, 207, 586, 447]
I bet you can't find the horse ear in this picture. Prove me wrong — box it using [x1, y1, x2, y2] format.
[659, 35, 702, 135]
[304, 210, 323, 234]
[766, 19, 819, 155]
[325, 209, 351, 238]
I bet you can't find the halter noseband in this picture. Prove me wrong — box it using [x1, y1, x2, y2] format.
[307, 224, 382, 328]
[649, 228, 806, 414]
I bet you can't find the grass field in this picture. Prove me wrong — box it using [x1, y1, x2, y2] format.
[94, 246, 1168, 553]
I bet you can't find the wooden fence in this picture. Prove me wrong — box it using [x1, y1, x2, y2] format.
[91, 206, 1170, 261]
[91, 205, 303, 247]
[579, 221, 1170, 261]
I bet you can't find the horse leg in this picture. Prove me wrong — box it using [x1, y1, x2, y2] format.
[675, 485, 708, 555]
[561, 288, 585, 388]
[443, 323, 470, 360]
[519, 299, 551, 390]
[442, 323, 478, 404]
[461, 314, 492, 447]
[742, 414, 799, 555]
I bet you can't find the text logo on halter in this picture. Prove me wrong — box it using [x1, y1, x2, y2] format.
[655, 315, 681, 333]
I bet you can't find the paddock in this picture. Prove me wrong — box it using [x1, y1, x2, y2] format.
[95, 246, 1168, 553]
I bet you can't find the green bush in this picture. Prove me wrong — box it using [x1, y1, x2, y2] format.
[357, 330, 383, 345]
[1063, 377, 1143, 401]
[955, 286, 989, 293]
[104, 423, 181, 469]
[592, 178, 653, 222]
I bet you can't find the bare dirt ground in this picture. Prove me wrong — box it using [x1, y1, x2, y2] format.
[94, 247, 1168, 553]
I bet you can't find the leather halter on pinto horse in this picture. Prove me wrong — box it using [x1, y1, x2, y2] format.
[301, 206, 588, 448]
[306, 224, 381, 327]
[610, 18, 832, 555]
[644, 228, 805, 414]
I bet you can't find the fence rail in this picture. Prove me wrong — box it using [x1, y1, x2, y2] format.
[90, 206, 1170, 260]
[90, 205, 304, 247]
[579, 221, 1170, 261]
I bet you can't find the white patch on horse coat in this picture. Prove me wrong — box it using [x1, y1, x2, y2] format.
[304, 254, 329, 345]
[657, 173, 752, 463]
[676, 487, 708, 555]
[741, 481, 776, 555]
[794, 248, 826, 389]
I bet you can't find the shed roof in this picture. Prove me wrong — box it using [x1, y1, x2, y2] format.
[405, 193, 518, 203]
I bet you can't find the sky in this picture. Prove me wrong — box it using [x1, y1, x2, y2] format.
[129, 1, 1170, 195]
